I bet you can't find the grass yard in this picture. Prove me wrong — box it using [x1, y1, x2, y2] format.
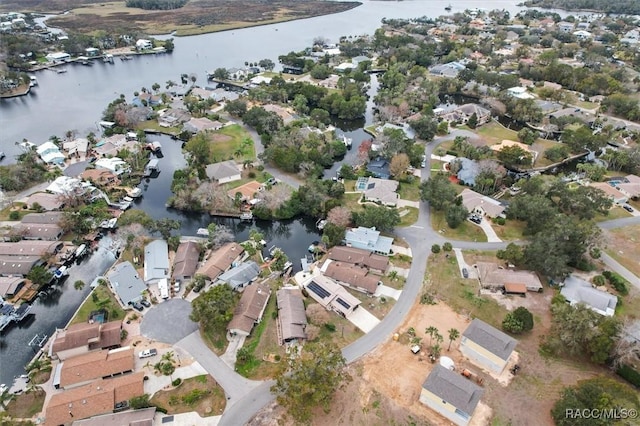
[398, 207, 419, 227]
[0, 203, 34, 221]
[594, 206, 633, 222]
[531, 139, 564, 168]
[208, 124, 255, 163]
[475, 121, 519, 144]
[136, 120, 180, 136]
[342, 192, 365, 215]
[69, 283, 125, 326]
[491, 218, 526, 241]
[4, 388, 46, 419]
[397, 179, 421, 201]
[200, 323, 229, 355]
[604, 224, 640, 278]
[430, 209, 488, 242]
[150, 375, 226, 417]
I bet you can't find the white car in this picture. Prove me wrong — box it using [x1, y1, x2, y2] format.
[138, 348, 157, 359]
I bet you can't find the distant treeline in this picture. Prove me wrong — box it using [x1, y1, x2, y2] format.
[126, 0, 189, 10]
[524, 0, 640, 14]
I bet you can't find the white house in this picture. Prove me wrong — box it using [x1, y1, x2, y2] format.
[506, 86, 535, 100]
[135, 39, 152, 50]
[561, 275, 617, 317]
[45, 52, 71, 63]
[36, 142, 65, 165]
[143, 239, 170, 284]
[94, 157, 130, 176]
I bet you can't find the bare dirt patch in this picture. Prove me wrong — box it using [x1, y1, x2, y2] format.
[210, 133, 232, 143]
[4, 388, 46, 419]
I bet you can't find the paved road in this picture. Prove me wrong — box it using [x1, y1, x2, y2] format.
[600, 252, 640, 289]
[140, 299, 199, 344]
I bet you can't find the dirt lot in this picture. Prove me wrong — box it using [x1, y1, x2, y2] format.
[603, 224, 640, 278]
[4, 388, 46, 419]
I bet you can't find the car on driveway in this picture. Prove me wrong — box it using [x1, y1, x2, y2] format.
[140, 298, 151, 308]
[131, 301, 144, 312]
[462, 268, 469, 278]
[469, 215, 482, 224]
[265, 177, 277, 186]
[623, 204, 633, 213]
[138, 348, 157, 359]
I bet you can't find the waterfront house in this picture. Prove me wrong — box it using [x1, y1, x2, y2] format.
[12, 222, 63, 241]
[0, 240, 63, 257]
[95, 157, 130, 176]
[0, 255, 41, 277]
[344, 226, 394, 255]
[205, 160, 242, 183]
[216, 261, 261, 290]
[476, 262, 543, 293]
[556, 21, 575, 33]
[326, 246, 389, 274]
[276, 288, 307, 344]
[62, 407, 156, 426]
[107, 262, 146, 307]
[366, 158, 391, 179]
[37, 141, 65, 165]
[227, 282, 271, 337]
[589, 182, 628, 205]
[459, 188, 505, 218]
[45, 52, 71, 63]
[322, 261, 379, 295]
[0, 277, 26, 300]
[172, 241, 200, 284]
[50, 320, 123, 361]
[460, 319, 517, 374]
[355, 177, 399, 206]
[615, 175, 640, 199]
[227, 180, 263, 202]
[303, 274, 361, 317]
[183, 117, 223, 133]
[62, 138, 89, 159]
[84, 47, 100, 57]
[419, 365, 484, 426]
[53, 347, 134, 390]
[80, 169, 120, 187]
[506, 86, 535, 100]
[44, 372, 144, 426]
[263, 104, 295, 124]
[197, 242, 244, 282]
[143, 240, 170, 284]
[560, 275, 617, 317]
[135, 39, 152, 50]
[455, 104, 491, 125]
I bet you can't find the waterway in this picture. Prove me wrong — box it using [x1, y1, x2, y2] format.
[0, 0, 531, 389]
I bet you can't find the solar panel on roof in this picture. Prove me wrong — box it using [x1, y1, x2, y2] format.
[336, 298, 351, 309]
[307, 281, 330, 299]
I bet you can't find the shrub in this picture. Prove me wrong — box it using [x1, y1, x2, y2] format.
[431, 244, 441, 254]
[617, 364, 640, 388]
[324, 322, 336, 332]
[172, 378, 182, 387]
[502, 307, 533, 334]
[9, 211, 19, 220]
[129, 394, 152, 409]
[494, 217, 506, 225]
[602, 270, 629, 295]
[592, 275, 606, 286]
[442, 242, 452, 252]
[248, 171, 256, 179]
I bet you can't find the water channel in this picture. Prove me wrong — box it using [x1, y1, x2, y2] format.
[0, 0, 533, 387]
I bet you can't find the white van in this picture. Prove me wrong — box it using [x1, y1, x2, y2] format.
[158, 278, 169, 299]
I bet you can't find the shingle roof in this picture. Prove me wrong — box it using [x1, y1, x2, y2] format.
[422, 365, 483, 416]
[70, 407, 156, 426]
[143, 240, 170, 282]
[12, 223, 63, 240]
[327, 246, 389, 271]
[462, 319, 517, 361]
[0, 277, 25, 297]
[227, 282, 271, 334]
[51, 321, 122, 359]
[362, 177, 399, 204]
[323, 262, 379, 294]
[217, 261, 261, 289]
[0, 240, 63, 256]
[476, 262, 542, 291]
[276, 289, 307, 341]
[459, 188, 505, 218]
[205, 160, 240, 181]
[198, 242, 244, 281]
[108, 262, 146, 306]
[560, 275, 618, 315]
[21, 212, 64, 224]
[59, 347, 134, 387]
[172, 241, 200, 281]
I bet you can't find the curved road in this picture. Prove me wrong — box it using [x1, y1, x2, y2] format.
[213, 128, 640, 425]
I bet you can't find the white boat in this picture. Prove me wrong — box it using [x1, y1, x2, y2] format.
[196, 228, 210, 236]
[126, 187, 143, 198]
[56, 68, 67, 74]
[74, 244, 87, 259]
[123, 196, 134, 203]
[54, 265, 68, 280]
[29, 76, 38, 87]
[146, 141, 162, 152]
[99, 217, 118, 229]
[0, 384, 7, 394]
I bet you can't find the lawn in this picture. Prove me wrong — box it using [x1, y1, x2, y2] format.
[397, 179, 421, 201]
[430, 209, 487, 242]
[69, 282, 126, 326]
[604, 224, 640, 278]
[5, 388, 46, 419]
[531, 139, 563, 168]
[208, 124, 255, 163]
[200, 323, 229, 355]
[136, 119, 180, 136]
[150, 375, 226, 417]
[475, 121, 519, 144]
[342, 192, 365, 214]
[492, 218, 526, 241]
[594, 206, 633, 222]
[398, 207, 419, 227]
[0, 203, 34, 221]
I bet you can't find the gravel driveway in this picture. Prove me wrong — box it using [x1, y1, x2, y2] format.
[140, 298, 199, 344]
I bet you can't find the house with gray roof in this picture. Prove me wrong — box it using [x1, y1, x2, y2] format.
[460, 318, 517, 374]
[172, 241, 200, 284]
[560, 275, 617, 317]
[344, 226, 394, 255]
[419, 364, 484, 426]
[227, 282, 271, 337]
[216, 261, 261, 290]
[143, 240, 169, 284]
[276, 288, 307, 344]
[355, 177, 399, 206]
[205, 160, 242, 184]
[108, 262, 146, 307]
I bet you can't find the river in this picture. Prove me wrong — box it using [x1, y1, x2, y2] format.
[0, 0, 531, 389]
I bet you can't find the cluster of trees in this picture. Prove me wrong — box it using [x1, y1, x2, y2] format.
[524, 0, 640, 14]
[125, 0, 188, 10]
[602, 94, 640, 121]
[502, 307, 534, 334]
[420, 174, 469, 229]
[190, 283, 238, 331]
[0, 149, 49, 191]
[560, 125, 607, 154]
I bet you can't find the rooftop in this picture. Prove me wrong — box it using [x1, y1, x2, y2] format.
[422, 364, 484, 415]
[462, 318, 517, 361]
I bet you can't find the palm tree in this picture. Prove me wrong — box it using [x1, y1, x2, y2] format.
[425, 326, 438, 346]
[447, 328, 460, 351]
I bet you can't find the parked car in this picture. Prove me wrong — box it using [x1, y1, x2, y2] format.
[469, 215, 482, 224]
[140, 299, 151, 308]
[138, 348, 157, 359]
[131, 301, 144, 312]
[266, 177, 277, 186]
[462, 268, 469, 278]
[623, 204, 633, 212]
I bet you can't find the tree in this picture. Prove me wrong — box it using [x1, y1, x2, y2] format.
[502, 307, 534, 334]
[551, 378, 640, 426]
[326, 206, 351, 228]
[389, 153, 410, 177]
[152, 218, 181, 240]
[27, 265, 53, 287]
[225, 99, 248, 117]
[517, 127, 537, 145]
[420, 173, 457, 211]
[431, 244, 441, 254]
[184, 133, 211, 167]
[445, 203, 469, 229]
[352, 205, 400, 232]
[322, 223, 346, 247]
[425, 326, 439, 346]
[272, 341, 350, 423]
[442, 242, 452, 252]
[467, 112, 478, 129]
[74, 280, 85, 291]
[190, 283, 236, 329]
[497, 242, 524, 265]
[447, 328, 460, 351]
[258, 58, 275, 71]
[496, 145, 533, 168]
[409, 114, 438, 141]
[129, 394, 152, 409]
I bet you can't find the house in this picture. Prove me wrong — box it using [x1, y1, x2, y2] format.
[143, 240, 170, 284]
[344, 226, 394, 255]
[158, 108, 191, 127]
[0, 277, 26, 299]
[355, 177, 399, 206]
[84, 47, 100, 57]
[107, 262, 146, 307]
[45, 52, 71, 63]
[0, 240, 63, 257]
[455, 104, 491, 125]
[460, 319, 517, 374]
[197, 242, 244, 282]
[557, 21, 574, 33]
[303, 275, 361, 317]
[135, 39, 152, 50]
[66, 407, 156, 426]
[506, 86, 535, 100]
[62, 138, 89, 158]
[183, 117, 223, 133]
[49, 321, 123, 360]
[419, 365, 484, 426]
[94, 157, 130, 176]
[227, 180, 263, 202]
[276, 288, 307, 344]
[560, 275, 617, 317]
[0, 255, 41, 277]
[263, 104, 295, 124]
[205, 160, 241, 183]
[23, 192, 65, 211]
[476, 262, 543, 293]
[37, 141, 65, 165]
[352, 55, 371, 66]
[227, 282, 271, 337]
[172, 241, 200, 284]
[612, 175, 640, 200]
[44, 372, 144, 426]
[322, 261, 380, 294]
[460, 188, 505, 218]
[589, 182, 628, 205]
[326, 246, 389, 274]
[12, 222, 63, 241]
[80, 169, 120, 187]
[366, 158, 391, 179]
[216, 261, 261, 290]
[573, 30, 592, 40]
[53, 347, 134, 389]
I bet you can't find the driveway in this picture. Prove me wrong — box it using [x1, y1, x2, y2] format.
[347, 307, 381, 333]
[140, 299, 199, 344]
[374, 284, 402, 301]
[220, 334, 246, 369]
[453, 248, 477, 279]
[475, 217, 502, 242]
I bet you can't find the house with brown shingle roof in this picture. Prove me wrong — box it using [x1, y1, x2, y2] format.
[12, 223, 63, 241]
[475, 262, 543, 293]
[80, 169, 120, 187]
[227, 180, 263, 202]
[172, 241, 200, 284]
[0, 240, 63, 257]
[276, 288, 307, 344]
[459, 188, 506, 218]
[23, 192, 65, 211]
[44, 372, 144, 426]
[590, 182, 628, 205]
[227, 282, 271, 337]
[322, 261, 380, 295]
[197, 242, 244, 282]
[49, 320, 122, 360]
[54, 347, 134, 389]
[327, 246, 389, 273]
[0, 277, 26, 299]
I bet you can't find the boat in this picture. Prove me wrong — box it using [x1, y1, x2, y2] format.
[56, 68, 67, 74]
[99, 217, 118, 229]
[196, 228, 210, 236]
[0, 152, 5, 161]
[122, 196, 134, 203]
[12, 304, 32, 322]
[74, 243, 87, 259]
[126, 187, 143, 198]
[341, 134, 352, 149]
[29, 76, 38, 87]
[103, 54, 114, 63]
[146, 141, 162, 153]
[240, 211, 253, 221]
[120, 55, 132, 61]
[144, 158, 160, 177]
[53, 265, 68, 280]
[316, 219, 327, 230]
[308, 241, 320, 253]
[445, 4, 452, 11]
[0, 384, 7, 394]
